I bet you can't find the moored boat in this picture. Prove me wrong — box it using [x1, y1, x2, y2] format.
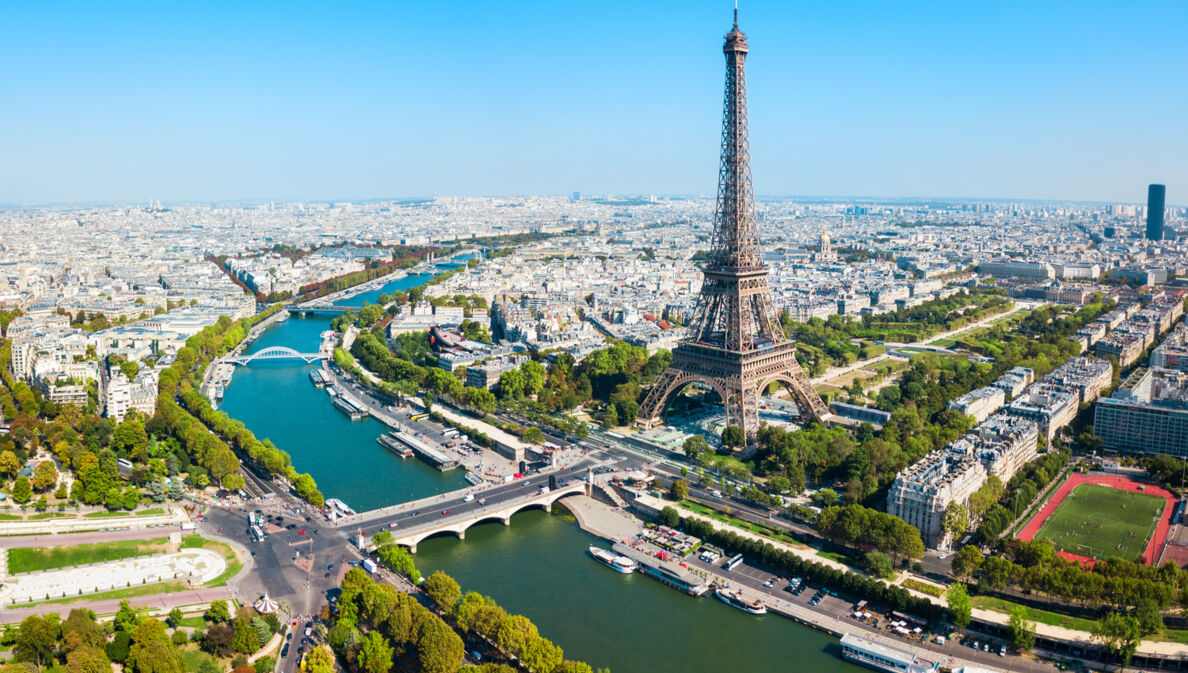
[588, 546, 636, 574]
[714, 587, 767, 615]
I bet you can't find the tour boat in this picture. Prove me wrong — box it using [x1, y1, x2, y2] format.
[715, 587, 767, 615]
[588, 546, 637, 574]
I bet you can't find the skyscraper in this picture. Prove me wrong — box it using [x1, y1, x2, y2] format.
[1147, 184, 1166, 241]
[638, 9, 828, 446]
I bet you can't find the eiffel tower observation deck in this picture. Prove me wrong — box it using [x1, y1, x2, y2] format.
[639, 7, 830, 448]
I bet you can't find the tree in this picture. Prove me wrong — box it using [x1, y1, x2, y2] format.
[669, 479, 689, 501]
[658, 506, 680, 528]
[0, 450, 19, 477]
[1134, 598, 1164, 637]
[861, 551, 894, 579]
[62, 609, 106, 652]
[414, 615, 464, 673]
[15, 614, 60, 667]
[682, 435, 710, 463]
[32, 461, 58, 492]
[106, 632, 131, 663]
[942, 501, 969, 543]
[1093, 612, 1141, 667]
[201, 623, 233, 658]
[357, 631, 392, 673]
[12, 476, 32, 504]
[64, 646, 111, 673]
[1008, 605, 1036, 652]
[167, 608, 183, 628]
[425, 571, 462, 614]
[304, 646, 335, 673]
[127, 619, 187, 673]
[946, 583, 972, 629]
[950, 545, 983, 579]
[721, 425, 745, 449]
[293, 473, 323, 508]
[231, 617, 260, 654]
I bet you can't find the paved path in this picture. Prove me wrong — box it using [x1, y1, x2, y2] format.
[0, 587, 231, 623]
[0, 526, 185, 549]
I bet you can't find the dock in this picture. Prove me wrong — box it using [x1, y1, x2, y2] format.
[376, 433, 414, 458]
[385, 431, 459, 471]
[612, 542, 709, 596]
[329, 388, 367, 420]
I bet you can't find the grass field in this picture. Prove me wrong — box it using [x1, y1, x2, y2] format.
[1034, 483, 1165, 561]
[7, 537, 171, 574]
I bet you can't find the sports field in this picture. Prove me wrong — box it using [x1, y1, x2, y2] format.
[1033, 483, 1166, 562]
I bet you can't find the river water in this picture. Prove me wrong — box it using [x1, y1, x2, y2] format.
[219, 267, 863, 673]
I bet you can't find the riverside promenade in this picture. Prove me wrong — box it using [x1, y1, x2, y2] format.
[561, 493, 1032, 673]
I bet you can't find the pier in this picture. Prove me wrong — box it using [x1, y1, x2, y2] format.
[385, 431, 457, 470]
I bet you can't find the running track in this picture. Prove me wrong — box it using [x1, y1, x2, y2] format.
[1016, 473, 1177, 566]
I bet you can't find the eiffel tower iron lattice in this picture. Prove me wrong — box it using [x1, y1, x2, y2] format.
[638, 10, 829, 443]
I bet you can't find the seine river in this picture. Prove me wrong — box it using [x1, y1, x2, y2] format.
[220, 270, 862, 673]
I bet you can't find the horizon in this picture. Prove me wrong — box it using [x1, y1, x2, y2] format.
[1, 1, 1184, 205]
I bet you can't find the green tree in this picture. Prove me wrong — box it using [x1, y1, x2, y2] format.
[11, 476, 32, 504]
[357, 631, 392, 673]
[166, 608, 183, 628]
[414, 616, 464, 673]
[424, 571, 462, 614]
[204, 600, 230, 624]
[721, 425, 745, 449]
[946, 583, 972, 629]
[65, 646, 111, 673]
[127, 619, 186, 673]
[1134, 598, 1164, 637]
[304, 647, 335, 673]
[62, 609, 106, 653]
[0, 450, 19, 477]
[1093, 612, 1142, 667]
[32, 461, 58, 492]
[658, 506, 680, 528]
[942, 501, 969, 541]
[950, 545, 983, 580]
[231, 617, 260, 654]
[15, 614, 60, 667]
[682, 435, 710, 464]
[669, 479, 689, 501]
[861, 551, 894, 579]
[1008, 605, 1036, 652]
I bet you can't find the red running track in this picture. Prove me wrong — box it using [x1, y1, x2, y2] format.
[1016, 473, 1177, 566]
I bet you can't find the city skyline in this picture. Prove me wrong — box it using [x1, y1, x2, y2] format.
[1, 1, 1185, 205]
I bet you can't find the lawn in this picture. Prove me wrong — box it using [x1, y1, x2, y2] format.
[180, 645, 219, 673]
[7, 537, 170, 574]
[1033, 483, 1165, 562]
[182, 535, 242, 586]
[136, 508, 166, 516]
[13, 580, 192, 607]
[84, 510, 131, 518]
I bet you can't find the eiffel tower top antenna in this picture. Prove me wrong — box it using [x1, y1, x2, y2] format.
[733, 0, 738, 28]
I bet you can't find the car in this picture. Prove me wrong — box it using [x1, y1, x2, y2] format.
[478, 498, 486, 505]
[327, 564, 334, 570]
[983, 644, 989, 652]
[999, 645, 1006, 657]
[298, 530, 307, 535]
[971, 641, 979, 650]
[323, 572, 330, 578]
[763, 580, 774, 588]
[388, 522, 399, 528]
[314, 529, 319, 534]
[250, 551, 257, 557]
[463, 494, 474, 502]
[255, 509, 263, 514]
[286, 523, 297, 529]
[285, 633, 292, 641]
[441, 510, 451, 516]
[280, 645, 289, 658]
[296, 647, 304, 657]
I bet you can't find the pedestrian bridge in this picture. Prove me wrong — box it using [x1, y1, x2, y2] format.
[388, 482, 587, 552]
[225, 346, 326, 366]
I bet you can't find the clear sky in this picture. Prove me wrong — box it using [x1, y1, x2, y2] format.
[1, 1, 1184, 205]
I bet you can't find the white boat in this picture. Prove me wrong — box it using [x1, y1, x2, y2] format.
[715, 587, 767, 615]
[588, 546, 636, 574]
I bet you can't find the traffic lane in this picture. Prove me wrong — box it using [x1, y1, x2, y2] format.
[359, 478, 581, 534]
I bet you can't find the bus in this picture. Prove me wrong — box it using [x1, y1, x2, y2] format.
[443, 428, 460, 438]
[724, 554, 744, 571]
[249, 525, 264, 542]
[410, 413, 429, 422]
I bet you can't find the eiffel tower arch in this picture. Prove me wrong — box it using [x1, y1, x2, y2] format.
[638, 9, 829, 445]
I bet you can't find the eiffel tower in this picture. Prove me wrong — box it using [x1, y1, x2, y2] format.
[638, 7, 829, 444]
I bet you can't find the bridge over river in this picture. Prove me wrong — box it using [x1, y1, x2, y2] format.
[333, 477, 589, 553]
[224, 346, 326, 366]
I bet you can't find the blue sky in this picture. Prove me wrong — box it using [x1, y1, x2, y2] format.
[1, 1, 1184, 205]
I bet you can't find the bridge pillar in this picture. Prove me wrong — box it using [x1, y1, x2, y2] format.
[407, 543, 417, 553]
[502, 516, 510, 526]
[455, 530, 465, 541]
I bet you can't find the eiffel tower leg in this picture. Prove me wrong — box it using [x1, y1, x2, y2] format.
[638, 367, 687, 429]
[757, 359, 830, 423]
